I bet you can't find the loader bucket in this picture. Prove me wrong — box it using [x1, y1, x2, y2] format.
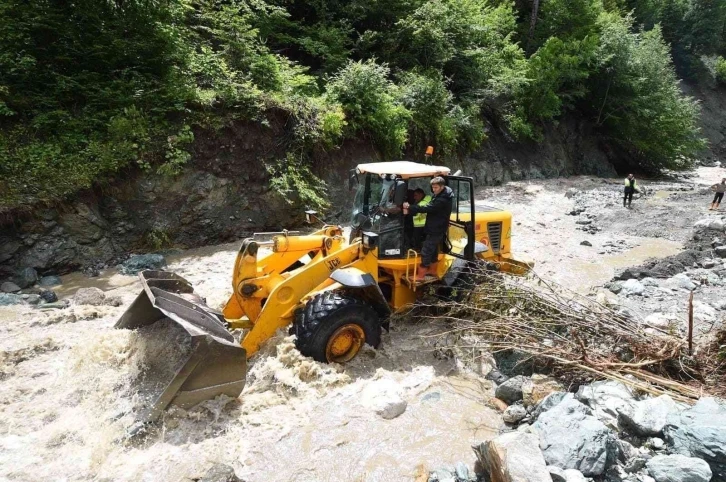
[115, 270, 246, 428]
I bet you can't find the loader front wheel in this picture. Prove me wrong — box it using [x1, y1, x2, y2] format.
[293, 292, 381, 363]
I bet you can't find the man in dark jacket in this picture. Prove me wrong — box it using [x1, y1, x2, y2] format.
[403, 176, 454, 280]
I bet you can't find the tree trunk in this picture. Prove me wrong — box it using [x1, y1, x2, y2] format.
[526, 0, 541, 56]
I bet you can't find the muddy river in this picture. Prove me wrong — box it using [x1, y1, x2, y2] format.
[1, 166, 722, 481]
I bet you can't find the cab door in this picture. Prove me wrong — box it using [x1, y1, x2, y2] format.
[445, 176, 475, 260]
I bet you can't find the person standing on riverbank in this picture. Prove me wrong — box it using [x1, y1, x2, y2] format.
[709, 178, 726, 210]
[623, 174, 639, 208]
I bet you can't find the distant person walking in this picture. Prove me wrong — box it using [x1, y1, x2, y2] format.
[709, 178, 726, 211]
[623, 174, 639, 208]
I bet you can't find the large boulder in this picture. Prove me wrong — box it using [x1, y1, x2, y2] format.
[120, 253, 167, 275]
[618, 395, 678, 436]
[664, 397, 726, 478]
[575, 380, 636, 429]
[646, 454, 712, 482]
[533, 397, 618, 476]
[475, 431, 551, 482]
[495, 375, 526, 404]
[694, 218, 725, 231]
[503, 404, 528, 424]
[13, 267, 38, 289]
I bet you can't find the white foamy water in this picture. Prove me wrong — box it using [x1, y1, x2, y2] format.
[0, 243, 501, 481]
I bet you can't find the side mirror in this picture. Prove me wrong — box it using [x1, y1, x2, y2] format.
[348, 169, 359, 191]
[393, 180, 407, 206]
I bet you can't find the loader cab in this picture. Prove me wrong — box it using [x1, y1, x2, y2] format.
[350, 161, 476, 261]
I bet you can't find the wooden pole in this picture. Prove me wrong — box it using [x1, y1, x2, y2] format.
[688, 291, 694, 356]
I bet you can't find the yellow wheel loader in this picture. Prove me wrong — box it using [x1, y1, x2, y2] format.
[116, 161, 532, 427]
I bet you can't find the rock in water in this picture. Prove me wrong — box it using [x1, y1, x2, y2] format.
[646, 454, 711, 482]
[39, 275, 62, 287]
[475, 432, 551, 482]
[73, 287, 106, 306]
[120, 253, 167, 275]
[199, 464, 244, 482]
[360, 379, 407, 419]
[0, 293, 24, 306]
[532, 397, 617, 476]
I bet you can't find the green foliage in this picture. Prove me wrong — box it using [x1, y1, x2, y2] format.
[715, 57, 726, 84]
[590, 15, 705, 168]
[0, 0, 715, 212]
[266, 154, 330, 211]
[145, 228, 173, 250]
[325, 60, 410, 156]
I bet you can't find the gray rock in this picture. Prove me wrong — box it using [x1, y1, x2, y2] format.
[533, 397, 618, 476]
[641, 277, 659, 287]
[533, 392, 571, 420]
[618, 395, 678, 436]
[580, 241, 593, 247]
[495, 375, 526, 404]
[621, 279, 645, 296]
[646, 454, 712, 482]
[575, 380, 636, 429]
[475, 431, 551, 482]
[1, 281, 21, 293]
[428, 466, 457, 482]
[39, 275, 62, 287]
[649, 438, 665, 450]
[73, 287, 106, 306]
[576, 219, 592, 225]
[0, 293, 24, 305]
[664, 397, 726, 477]
[606, 282, 623, 294]
[563, 469, 587, 482]
[715, 246, 726, 258]
[39, 290, 58, 303]
[13, 267, 38, 289]
[454, 462, 474, 482]
[665, 273, 697, 291]
[23, 294, 41, 305]
[503, 404, 528, 424]
[548, 465, 567, 482]
[701, 259, 716, 269]
[198, 463, 244, 482]
[120, 253, 166, 275]
[565, 189, 579, 199]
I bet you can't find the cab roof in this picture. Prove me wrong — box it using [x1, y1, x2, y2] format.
[356, 161, 450, 179]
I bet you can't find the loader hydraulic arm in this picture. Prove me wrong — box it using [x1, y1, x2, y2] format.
[222, 226, 363, 358]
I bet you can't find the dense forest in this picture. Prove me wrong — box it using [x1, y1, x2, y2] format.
[1, 0, 725, 212]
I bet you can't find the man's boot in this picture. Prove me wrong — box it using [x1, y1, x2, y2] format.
[415, 264, 429, 281]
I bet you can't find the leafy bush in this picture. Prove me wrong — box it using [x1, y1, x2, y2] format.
[266, 154, 329, 211]
[715, 57, 726, 84]
[325, 60, 410, 156]
[589, 15, 704, 168]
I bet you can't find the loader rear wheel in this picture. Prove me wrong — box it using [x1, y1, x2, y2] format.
[293, 292, 381, 363]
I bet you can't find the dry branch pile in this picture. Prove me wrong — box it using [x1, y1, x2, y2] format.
[414, 263, 726, 403]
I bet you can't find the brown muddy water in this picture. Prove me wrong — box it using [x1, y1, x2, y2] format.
[0, 242, 501, 482]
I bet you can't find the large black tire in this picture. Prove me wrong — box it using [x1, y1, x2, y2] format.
[292, 292, 381, 363]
